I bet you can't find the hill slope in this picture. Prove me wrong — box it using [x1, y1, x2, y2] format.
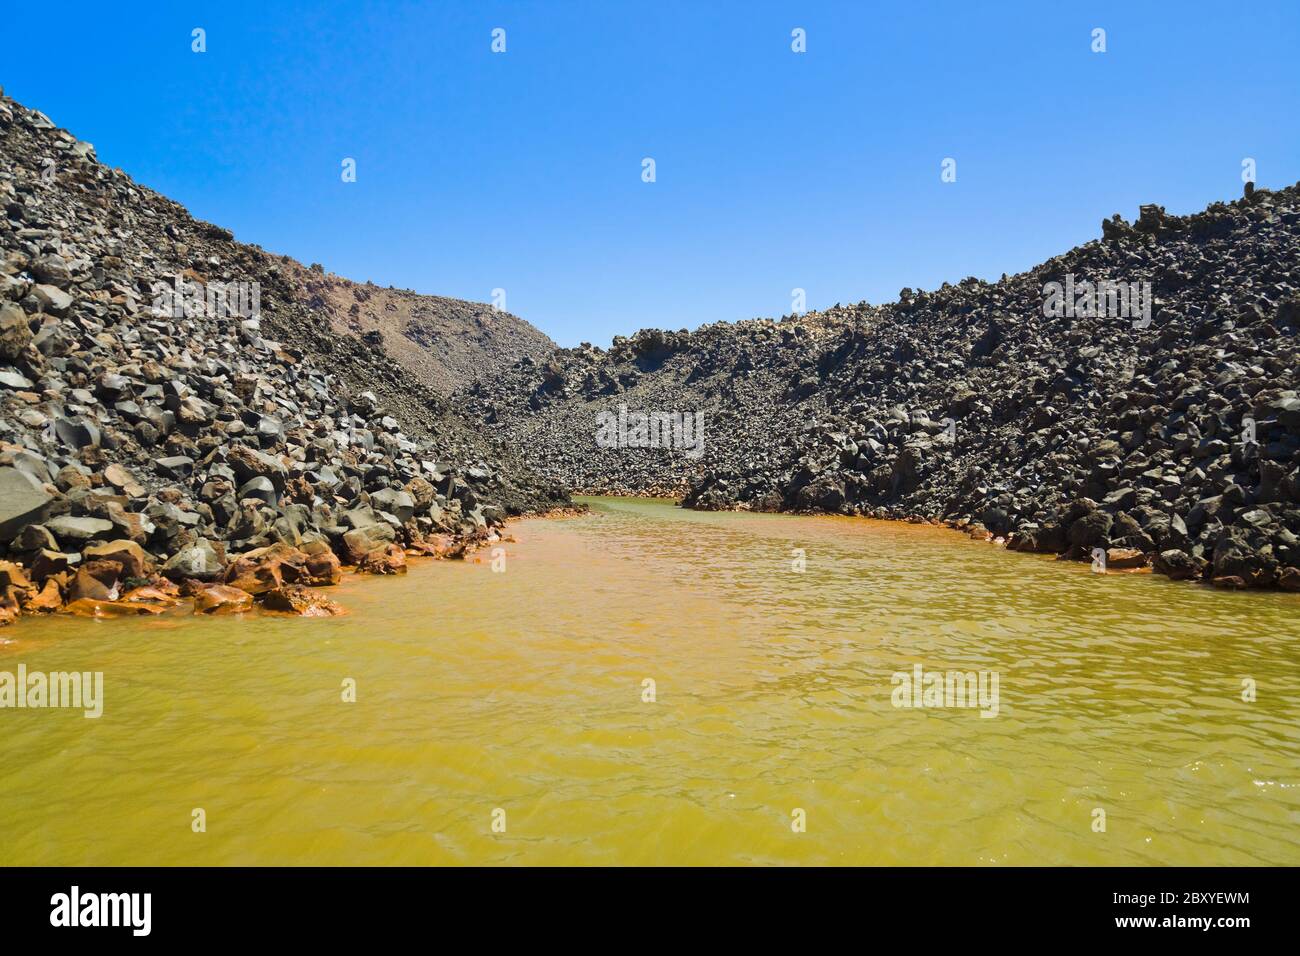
[289, 263, 555, 396]
[0, 90, 567, 624]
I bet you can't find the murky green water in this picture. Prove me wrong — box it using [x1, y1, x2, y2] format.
[1, 497, 1297, 865]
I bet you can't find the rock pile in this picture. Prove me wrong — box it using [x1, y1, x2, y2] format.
[0, 91, 568, 627]
[464, 184, 1300, 590]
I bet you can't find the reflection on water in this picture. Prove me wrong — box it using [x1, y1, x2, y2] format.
[1, 497, 1297, 865]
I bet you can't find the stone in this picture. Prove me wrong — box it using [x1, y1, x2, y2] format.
[370, 488, 415, 523]
[120, 585, 182, 607]
[237, 476, 278, 507]
[191, 584, 254, 614]
[62, 598, 167, 618]
[260, 584, 344, 617]
[0, 466, 52, 540]
[161, 540, 224, 581]
[66, 564, 119, 602]
[0, 302, 31, 360]
[103, 463, 145, 497]
[54, 416, 101, 449]
[1154, 549, 1201, 581]
[1105, 547, 1148, 570]
[22, 578, 63, 612]
[29, 284, 73, 315]
[357, 542, 407, 575]
[82, 539, 151, 579]
[222, 542, 309, 595]
[45, 514, 114, 544]
[155, 456, 195, 479]
[341, 524, 395, 564]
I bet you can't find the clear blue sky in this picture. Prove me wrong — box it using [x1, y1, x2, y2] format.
[4, 1, 1298, 347]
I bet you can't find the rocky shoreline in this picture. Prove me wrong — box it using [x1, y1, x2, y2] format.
[3, 82, 1297, 623]
[0, 90, 570, 630]
[464, 188, 1300, 592]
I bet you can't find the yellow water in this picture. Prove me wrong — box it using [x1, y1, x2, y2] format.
[1, 497, 1297, 866]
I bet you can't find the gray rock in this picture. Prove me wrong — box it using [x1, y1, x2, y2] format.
[0, 466, 53, 541]
[155, 456, 195, 479]
[370, 488, 415, 523]
[45, 514, 114, 543]
[162, 539, 223, 581]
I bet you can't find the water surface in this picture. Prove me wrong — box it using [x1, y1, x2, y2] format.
[2, 497, 1297, 865]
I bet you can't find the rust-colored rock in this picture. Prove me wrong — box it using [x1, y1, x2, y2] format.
[340, 526, 393, 565]
[103, 500, 153, 544]
[121, 585, 182, 606]
[22, 577, 64, 613]
[103, 463, 145, 497]
[65, 561, 122, 602]
[29, 549, 71, 582]
[62, 597, 168, 618]
[83, 539, 151, 579]
[0, 560, 33, 591]
[302, 548, 342, 586]
[260, 584, 345, 617]
[191, 584, 254, 614]
[223, 542, 310, 594]
[357, 542, 407, 575]
[1279, 567, 1300, 592]
[144, 575, 182, 599]
[419, 535, 468, 559]
[1106, 547, 1149, 570]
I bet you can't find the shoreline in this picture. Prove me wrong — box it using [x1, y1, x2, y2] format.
[0, 502, 595, 635]
[5, 492, 1293, 640]
[0, 502, 590, 634]
[607, 492, 1300, 594]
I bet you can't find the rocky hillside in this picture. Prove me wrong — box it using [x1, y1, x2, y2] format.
[0, 90, 568, 626]
[288, 263, 555, 395]
[462, 185, 1300, 590]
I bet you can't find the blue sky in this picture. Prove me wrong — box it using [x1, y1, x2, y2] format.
[4, 1, 1298, 347]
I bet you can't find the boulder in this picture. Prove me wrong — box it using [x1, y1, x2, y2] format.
[45, 514, 114, 545]
[82, 539, 151, 579]
[0, 466, 52, 541]
[22, 578, 64, 613]
[357, 542, 407, 575]
[260, 584, 344, 617]
[223, 542, 309, 594]
[1105, 547, 1149, 570]
[161, 540, 224, 581]
[371, 488, 415, 523]
[341, 524, 395, 564]
[62, 597, 167, 618]
[191, 584, 254, 614]
[1154, 549, 1202, 581]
